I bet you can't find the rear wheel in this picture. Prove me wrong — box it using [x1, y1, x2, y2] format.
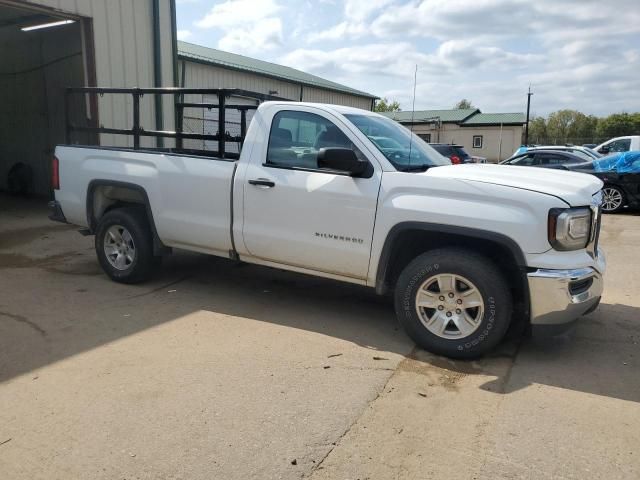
[394, 248, 512, 359]
[95, 207, 159, 283]
[601, 185, 625, 213]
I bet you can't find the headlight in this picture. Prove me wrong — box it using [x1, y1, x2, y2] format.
[548, 208, 592, 251]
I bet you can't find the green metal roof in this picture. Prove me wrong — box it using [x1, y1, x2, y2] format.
[380, 109, 479, 123]
[177, 41, 377, 99]
[461, 112, 526, 125]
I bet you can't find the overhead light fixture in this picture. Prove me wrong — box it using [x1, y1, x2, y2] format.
[21, 19, 75, 32]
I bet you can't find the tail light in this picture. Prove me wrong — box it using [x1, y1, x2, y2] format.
[450, 155, 461, 164]
[52, 156, 60, 190]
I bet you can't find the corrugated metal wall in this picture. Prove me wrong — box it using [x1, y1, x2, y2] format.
[3, 0, 176, 146]
[302, 86, 372, 110]
[181, 60, 373, 111]
[0, 0, 176, 195]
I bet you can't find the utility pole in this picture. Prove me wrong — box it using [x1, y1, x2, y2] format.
[524, 85, 533, 146]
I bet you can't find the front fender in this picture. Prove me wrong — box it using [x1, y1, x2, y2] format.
[368, 173, 566, 286]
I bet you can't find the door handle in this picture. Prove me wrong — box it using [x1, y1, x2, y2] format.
[248, 178, 275, 188]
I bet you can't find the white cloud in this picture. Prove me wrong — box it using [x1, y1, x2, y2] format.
[307, 21, 367, 42]
[182, 0, 640, 115]
[284, 40, 538, 83]
[306, 0, 393, 42]
[177, 29, 192, 40]
[194, 0, 283, 55]
[344, 0, 394, 22]
[369, 0, 640, 42]
[218, 18, 283, 54]
[195, 0, 280, 28]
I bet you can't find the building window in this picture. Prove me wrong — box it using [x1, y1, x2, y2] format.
[472, 135, 483, 148]
[418, 133, 431, 142]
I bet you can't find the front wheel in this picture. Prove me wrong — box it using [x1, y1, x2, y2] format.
[394, 248, 512, 359]
[601, 185, 625, 213]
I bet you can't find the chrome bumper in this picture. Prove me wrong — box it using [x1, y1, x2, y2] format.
[528, 266, 603, 328]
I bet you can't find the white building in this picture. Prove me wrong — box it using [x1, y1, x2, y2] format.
[382, 109, 526, 162]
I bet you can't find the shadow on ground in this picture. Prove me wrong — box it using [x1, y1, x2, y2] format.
[1, 195, 638, 404]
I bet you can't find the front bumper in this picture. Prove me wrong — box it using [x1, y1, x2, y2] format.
[528, 265, 603, 334]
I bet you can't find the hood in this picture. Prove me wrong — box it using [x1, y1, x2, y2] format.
[425, 164, 603, 206]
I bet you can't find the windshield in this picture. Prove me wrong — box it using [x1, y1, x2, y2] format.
[344, 114, 451, 171]
[584, 148, 601, 159]
[370, 136, 404, 149]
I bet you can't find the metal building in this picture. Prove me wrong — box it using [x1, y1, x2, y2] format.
[177, 42, 377, 111]
[0, 0, 177, 196]
[174, 42, 377, 154]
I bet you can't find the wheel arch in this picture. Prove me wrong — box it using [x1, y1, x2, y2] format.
[375, 222, 530, 321]
[86, 180, 168, 255]
[602, 182, 626, 194]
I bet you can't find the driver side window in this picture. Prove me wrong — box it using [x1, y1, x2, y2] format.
[266, 111, 363, 170]
[610, 139, 631, 152]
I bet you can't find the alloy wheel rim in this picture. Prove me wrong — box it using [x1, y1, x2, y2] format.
[103, 225, 136, 270]
[415, 273, 485, 339]
[602, 188, 622, 212]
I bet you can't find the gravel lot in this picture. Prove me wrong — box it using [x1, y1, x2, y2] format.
[1, 194, 638, 479]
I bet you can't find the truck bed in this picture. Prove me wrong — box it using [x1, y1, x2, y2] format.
[55, 145, 236, 257]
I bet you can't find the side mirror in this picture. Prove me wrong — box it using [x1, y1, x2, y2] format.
[599, 146, 610, 154]
[318, 148, 369, 177]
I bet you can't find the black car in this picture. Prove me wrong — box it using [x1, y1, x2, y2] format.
[500, 150, 590, 169]
[429, 144, 472, 164]
[565, 153, 640, 213]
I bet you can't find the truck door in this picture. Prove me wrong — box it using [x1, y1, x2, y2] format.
[240, 107, 382, 280]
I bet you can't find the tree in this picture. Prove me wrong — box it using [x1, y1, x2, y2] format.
[527, 116, 547, 144]
[524, 109, 640, 146]
[545, 109, 597, 144]
[374, 98, 401, 112]
[454, 99, 475, 109]
[596, 113, 640, 139]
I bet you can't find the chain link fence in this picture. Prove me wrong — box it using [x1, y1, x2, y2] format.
[525, 135, 608, 147]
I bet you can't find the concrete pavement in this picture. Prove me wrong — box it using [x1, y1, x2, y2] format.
[1, 194, 638, 479]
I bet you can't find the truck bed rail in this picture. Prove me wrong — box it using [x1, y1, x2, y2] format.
[65, 87, 289, 159]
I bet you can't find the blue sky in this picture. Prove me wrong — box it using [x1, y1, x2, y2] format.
[176, 0, 640, 116]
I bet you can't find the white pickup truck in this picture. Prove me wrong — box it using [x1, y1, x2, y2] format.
[50, 99, 606, 358]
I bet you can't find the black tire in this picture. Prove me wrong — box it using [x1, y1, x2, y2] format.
[394, 248, 512, 359]
[601, 185, 625, 214]
[95, 206, 159, 284]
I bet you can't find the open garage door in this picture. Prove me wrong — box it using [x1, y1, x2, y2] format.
[0, 2, 93, 197]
